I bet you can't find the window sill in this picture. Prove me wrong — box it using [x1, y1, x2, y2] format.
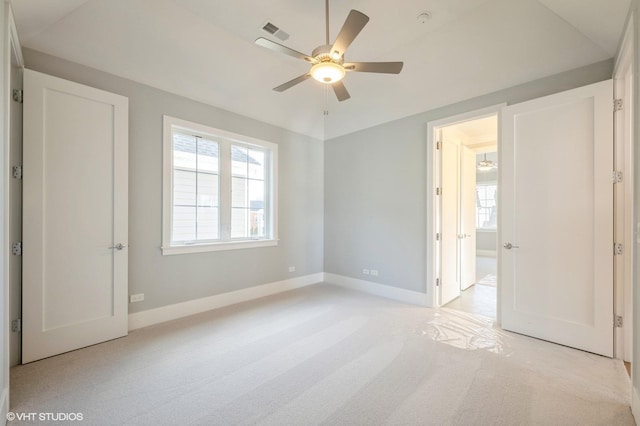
[477, 228, 497, 232]
[162, 239, 278, 256]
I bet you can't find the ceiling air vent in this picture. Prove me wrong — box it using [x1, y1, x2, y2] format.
[261, 21, 290, 41]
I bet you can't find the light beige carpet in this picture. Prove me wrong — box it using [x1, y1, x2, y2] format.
[9, 284, 634, 425]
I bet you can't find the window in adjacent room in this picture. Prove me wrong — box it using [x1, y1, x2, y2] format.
[476, 182, 497, 229]
[162, 116, 277, 255]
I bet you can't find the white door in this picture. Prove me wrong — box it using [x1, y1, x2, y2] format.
[501, 80, 613, 357]
[460, 146, 476, 290]
[22, 69, 129, 363]
[440, 134, 460, 305]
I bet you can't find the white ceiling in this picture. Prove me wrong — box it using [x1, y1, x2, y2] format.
[11, 0, 630, 140]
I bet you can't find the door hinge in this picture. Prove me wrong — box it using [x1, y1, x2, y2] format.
[12, 241, 21, 256]
[12, 89, 23, 104]
[614, 243, 623, 255]
[613, 171, 623, 183]
[436, 187, 441, 196]
[615, 315, 623, 328]
[614, 98, 623, 112]
[436, 233, 440, 241]
[12, 165, 22, 180]
[11, 319, 21, 333]
[436, 141, 441, 150]
[436, 278, 440, 287]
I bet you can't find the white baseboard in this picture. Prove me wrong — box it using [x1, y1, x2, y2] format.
[632, 386, 640, 424]
[324, 273, 427, 306]
[477, 250, 497, 257]
[128, 273, 324, 330]
[1, 386, 7, 425]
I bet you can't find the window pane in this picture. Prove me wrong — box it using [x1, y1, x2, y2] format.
[173, 132, 196, 170]
[250, 208, 265, 238]
[476, 184, 497, 229]
[174, 170, 196, 205]
[197, 173, 219, 207]
[173, 206, 196, 242]
[232, 145, 248, 177]
[197, 207, 219, 240]
[231, 208, 248, 239]
[198, 138, 219, 173]
[248, 149, 265, 180]
[249, 179, 264, 206]
[232, 177, 248, 208]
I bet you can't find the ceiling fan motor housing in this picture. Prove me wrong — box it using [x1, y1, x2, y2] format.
[312, 45, 344, 63]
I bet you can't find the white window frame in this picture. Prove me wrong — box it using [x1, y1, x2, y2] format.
[476, 181, 497, 230]
[162, 115, 278, 255]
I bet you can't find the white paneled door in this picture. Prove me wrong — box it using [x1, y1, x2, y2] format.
[440, 133, 460, 305]
[501, 80, 613, 357]
[460, 146, 476, 290]
[22, 70, 129, 363]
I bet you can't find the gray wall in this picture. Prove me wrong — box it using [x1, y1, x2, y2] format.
[324, 59, 613, 294]
[23, 49, 324, 315]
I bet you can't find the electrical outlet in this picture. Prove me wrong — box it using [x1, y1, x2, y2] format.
[370, 270, 379, 277]
[288, 266, 296, 272]
[130, 293, 144, 303]
[362, 269, 370, 275]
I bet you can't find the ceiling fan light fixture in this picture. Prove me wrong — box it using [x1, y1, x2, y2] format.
[477, 153, 497, 171]
[310, 62, 345, 84]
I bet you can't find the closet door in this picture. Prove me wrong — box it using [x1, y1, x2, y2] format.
[22, 69, 129, 363]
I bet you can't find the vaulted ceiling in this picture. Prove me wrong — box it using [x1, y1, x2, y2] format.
[11, 0, 630, 140]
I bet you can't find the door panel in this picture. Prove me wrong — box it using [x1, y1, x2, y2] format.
[23, 69, 129, 363]
[460, 146, 476, 290]
[440, 136, 460, 305]
[501, 80, 613, 357]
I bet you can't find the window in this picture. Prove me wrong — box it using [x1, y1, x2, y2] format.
[162, 116, 277, 255]
[476, 183, 497, 229]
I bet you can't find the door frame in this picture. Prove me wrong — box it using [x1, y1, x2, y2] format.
[613, 11, 634, 362]
[2, 3, 23, 418]
[426, 103, 504, 309]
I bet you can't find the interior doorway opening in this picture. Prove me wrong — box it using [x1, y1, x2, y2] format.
[429, 108, 500, 319]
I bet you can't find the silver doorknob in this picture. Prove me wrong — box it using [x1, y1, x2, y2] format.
[503, 242, 519, 250]
[109, 243, 126, 250]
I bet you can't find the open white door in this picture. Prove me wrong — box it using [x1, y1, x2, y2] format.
[460, 146, 476, 290]
[501, 80, 613, 357]
[22, 70, 129, 363]
[440, 133, 460, 305]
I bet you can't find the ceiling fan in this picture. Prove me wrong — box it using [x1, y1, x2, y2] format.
[255, 0, 404, 102]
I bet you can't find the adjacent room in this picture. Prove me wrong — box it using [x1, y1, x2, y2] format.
[1, 0, 639, 424]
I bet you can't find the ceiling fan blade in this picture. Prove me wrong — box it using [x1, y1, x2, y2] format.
[330, 10, 369, 59]
[255, 37, 317, 63]
[273, 73, 312, 92]
[343, 62, 404, 74]
[332, 81, 351, 102]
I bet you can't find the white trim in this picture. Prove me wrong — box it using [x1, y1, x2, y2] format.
[633, 386, 640, 423]
[613, 11, 634, 362]
[476, 250, 497, 258]
[2, 2, 21, 415]
[128, 273, 324, 330]
[161, 239, 278, 255]
[426, 104, 505, 308]
[324, 273, 428, 306]
[7, 8, 22, 68]
[0, 387, 7, 426]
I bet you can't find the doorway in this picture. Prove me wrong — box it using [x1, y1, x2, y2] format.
[445, 147, 498, 319]
[427, 105, 501, 317]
